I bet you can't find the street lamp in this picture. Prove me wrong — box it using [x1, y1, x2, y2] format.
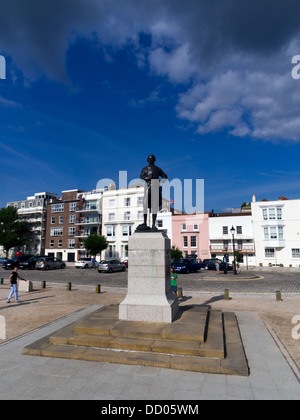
[230, 226, 238, 275]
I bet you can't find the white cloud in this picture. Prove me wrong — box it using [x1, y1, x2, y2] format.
[2, 0, 300, 141]
[149, 44, 197, 83]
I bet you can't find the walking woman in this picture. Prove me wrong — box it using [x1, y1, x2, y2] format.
[7, 267, 27, 303]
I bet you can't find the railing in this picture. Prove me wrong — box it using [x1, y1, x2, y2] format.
[210, 245, 255, 253]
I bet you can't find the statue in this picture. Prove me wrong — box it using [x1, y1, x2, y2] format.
[136, 155, 168, 231]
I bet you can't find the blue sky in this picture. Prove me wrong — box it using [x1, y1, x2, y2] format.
[1, 0, 300, 212]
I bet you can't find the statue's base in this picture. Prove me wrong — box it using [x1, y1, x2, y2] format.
[119, 231, 179, 323]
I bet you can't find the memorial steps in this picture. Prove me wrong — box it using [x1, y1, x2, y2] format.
[22, 304, 249, 376]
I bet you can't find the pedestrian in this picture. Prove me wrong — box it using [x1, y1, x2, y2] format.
[171, 267, 178, 296]
[7, 267, 27, 303]
[215, 259, 220, 274]
[223, 256, 228, 275]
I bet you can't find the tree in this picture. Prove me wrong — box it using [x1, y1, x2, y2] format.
[171, 245, 183, 260]
[0, 206, 30, 257]
[83, 234, 108, 258]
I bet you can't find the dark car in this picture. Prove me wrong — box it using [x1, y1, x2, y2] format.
[2, 255, 33, 270]
[19, 255, 45, 270]
[172, 258, 202, 274]
[202, 258, 233, 271]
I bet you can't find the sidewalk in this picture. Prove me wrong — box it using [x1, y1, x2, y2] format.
[0, 284, 299, 400]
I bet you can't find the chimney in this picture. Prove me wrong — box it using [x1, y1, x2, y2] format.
[252, 194, 256, 203]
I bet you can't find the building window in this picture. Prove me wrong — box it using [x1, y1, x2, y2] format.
[124, 197, 131, 207]
[223, 226, 228, 235]
[69, 214, 76, 224]
[58, 240, 62, 248]
[68, 239, 75, 249]
[122, 225, 132, 237]
[137, 211, 144, 220]
[183, 236, 188, 247]
[137, 197, 144, 206]
[69, 202, 76, 212]
[265, 248, 275, 258]
[236, 226, 242, 234]
[182, 224, 187, 231]
[263, 226, 284, 240]
[277, 208, 282, 220]
[157, 220, 163, 228]
[69, 227, 75, 236]
[106, 226, 116, 237]
[269, 208, 276, 220]
[59, 216, 64, 224]
[193, 224, 199, 231]
[124, 211, 130, 221]
[51, 216, 55, 224]
[109, 199, 115, 208]
[263, 209, 268, 220]
[292, 249, 300, 259]
[52, 204, 64, 213]
[49, 240, 54, 248]
[50, 228, 63, 236]
[264, 227, 269, 240]
[191, 236, 197, 247]
[108, 213, 115, 222]
[270, 227, 277, 239]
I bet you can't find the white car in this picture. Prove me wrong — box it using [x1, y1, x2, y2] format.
[75, 258, 94, 269]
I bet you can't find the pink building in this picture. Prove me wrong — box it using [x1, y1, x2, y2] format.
[172, 213, 210, 260]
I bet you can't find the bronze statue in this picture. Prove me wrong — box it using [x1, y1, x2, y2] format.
[136, 155, 168, 231]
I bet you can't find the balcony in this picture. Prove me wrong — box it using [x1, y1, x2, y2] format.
[75, 217, 101, 225]
[76, 205, 100, 213]
[210, 245, 255, 253]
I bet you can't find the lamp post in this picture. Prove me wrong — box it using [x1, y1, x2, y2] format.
[230, 226, 238, 275]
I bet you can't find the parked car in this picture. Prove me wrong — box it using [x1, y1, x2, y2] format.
[36, 257, 66, 270]
[97, 260, 126, 273]
[202, 258, 233, 271]
[2, 255, 33, 270]
[121, 259, 128, 268]
[75, 258, 94, 269]
[172, 258, 202, 274]
[19, 255, 45, 270]
[0, 257, 7, 264]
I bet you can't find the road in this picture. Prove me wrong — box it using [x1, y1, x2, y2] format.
[1, 266, 300, 294]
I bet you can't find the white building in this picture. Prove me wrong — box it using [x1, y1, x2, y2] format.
[251, 195, 300, 267]
[102, 184, 170, 260]
[6, 192, 59, 256]
[209, 212, 256, 267]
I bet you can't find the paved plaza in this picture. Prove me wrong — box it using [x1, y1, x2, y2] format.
[0, 267, 300, 400]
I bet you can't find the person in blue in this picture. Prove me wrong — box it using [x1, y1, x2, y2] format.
[7, 267, 27, 303]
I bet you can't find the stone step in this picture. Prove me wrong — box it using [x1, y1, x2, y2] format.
[22, 305, 249, 376]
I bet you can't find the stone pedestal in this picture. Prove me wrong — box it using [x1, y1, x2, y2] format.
[18, 280, 33, 293]
[119, 231, 179, 323]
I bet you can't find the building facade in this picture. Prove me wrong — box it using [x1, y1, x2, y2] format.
[45, 190, 83, 262]
[251, 196, 300, 267]
[75, 189, 103, 259]
[172, 213, 210, 260]
[6, 192, 59, 256]
[209, 212, 256, 267]
[102, 184, 170, 261]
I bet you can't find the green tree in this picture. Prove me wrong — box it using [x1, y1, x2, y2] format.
[171, 245, 183, 260]
[83, 234, 108, 258]
[0, 206, 30, 257]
